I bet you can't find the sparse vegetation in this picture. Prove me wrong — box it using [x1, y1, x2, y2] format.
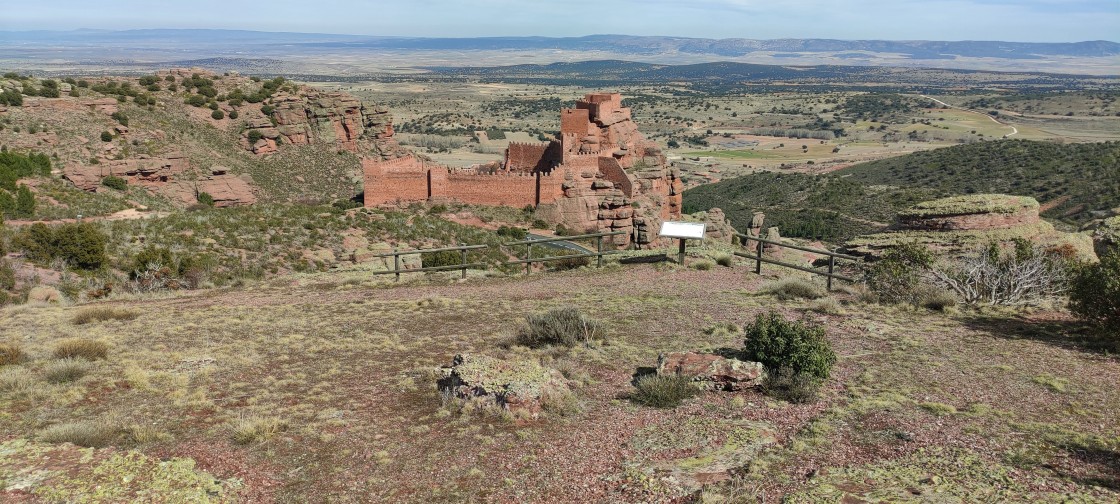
[760, 276, 825, 300]
[71, 306, 138, 325]
[230, 415, 287, 445]
[44, 358, 93, 384]
[38, 420, 120, 448]
[0, 342, 25, 366]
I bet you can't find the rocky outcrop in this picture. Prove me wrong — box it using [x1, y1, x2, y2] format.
[844, 194, 1098, 262]
[656, 352, 766, 391]
[1090, 215, 1120, 258]
[63, 152, 190, 191]
[164, 167, 257, 208]
[437, 354, 573, 420]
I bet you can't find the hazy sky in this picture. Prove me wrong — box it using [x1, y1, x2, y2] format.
[3, 0, 1117, 42]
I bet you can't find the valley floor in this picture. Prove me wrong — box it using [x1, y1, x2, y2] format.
[1, 263, 1118, 502]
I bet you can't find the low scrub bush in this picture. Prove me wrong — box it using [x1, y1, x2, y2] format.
[39, 420, 121, 448]
[71, 307, 138, 325]
[761, 366, 821, 403]
[865, 242, 933, 304]
[1069, 247, 1120, 331]
[918, 288, 958, 311]
[44, 358, 92, 384]
[548, 252, 591, 271]
[807, 297, 844, 315]
[53, 338, 109, 360]
[517, 307, 603, 348]
[760, 277, 825, 300]
[743, 311, 836, 382]
[714, 254, 734, 267]
[631, 374, 701, 408]
[0, 342, 26, 366]
[421, 249, 463, 269]
[691, 259, 715, 271]
[14, 222, 108, 270]
[101, 175, 127, 190]
[927, 240, 1071, 305]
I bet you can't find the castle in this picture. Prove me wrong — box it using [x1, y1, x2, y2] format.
[363, 93, 682, 247]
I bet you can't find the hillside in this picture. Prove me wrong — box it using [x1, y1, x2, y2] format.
[0, 264, 1117, 502]
[682, 140, 1120, 241]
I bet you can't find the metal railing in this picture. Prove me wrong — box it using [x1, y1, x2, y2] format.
[368, 244, 490, 280]
[734, 232, 861, 290]
[503, 231, 626, 274]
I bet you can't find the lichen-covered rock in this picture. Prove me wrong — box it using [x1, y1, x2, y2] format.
[656, 352, 766, 391]
[438, 354, 572, 419]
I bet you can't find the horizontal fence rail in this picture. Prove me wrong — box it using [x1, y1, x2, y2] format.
[368, 244, 490, 280]
[504, 231, 626, 274]
[734, 232, 861, 290]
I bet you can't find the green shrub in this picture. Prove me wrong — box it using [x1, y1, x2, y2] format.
[496, 225, 527, 240]
[132, 246, 173, 275]
[228, 110, 239, 120]
[0, 258, 14, 290]
[53, 338, 109, 360]
[421, 249, 462, 269]
[247, 129, 263, 144]
[197, 192, 214, 207]
[1069, 247, 1120, 331]
[44, 358, 92, 384]
[71, 307, 138, 325]
[100, 131, 113, 142]
[517, 307, 603, 348]
[211, 109, 225, 120]
[866, 242, 933, 304]
[760, 277, 825, 300]
[15, 222, 108, 270]
[101, 175, 127, 190]
[761, 366, 821, 403]
[630, 374, 701, 408]
[0, 342, 25, 366]
[742, 311, 836, 382]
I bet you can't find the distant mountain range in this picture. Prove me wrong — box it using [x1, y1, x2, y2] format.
[1, 30, 1117, 75]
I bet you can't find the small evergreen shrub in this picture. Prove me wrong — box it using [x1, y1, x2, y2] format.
[631, 374, 701, 408]
[100, 131, 113, 142]
[1069, 247, 1120, 332]
[101, 175, 127, 190]
[743, 311, 836, 382]
[866, 242, 933, 304]
[53, 338, 109, 360]
[197, 192, 215, 207]
[517, 307, 603, 348]
[211, 109, 225, 120]
[421, 249, 462, 269]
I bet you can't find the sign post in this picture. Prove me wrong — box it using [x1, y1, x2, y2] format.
[658, 221, 707, 265]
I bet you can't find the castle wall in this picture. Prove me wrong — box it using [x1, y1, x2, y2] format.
[505, 141, 561, 173]
[363, 156, 430, 206]
[561, 109, 591, 136]
[598, 157, 633, 197]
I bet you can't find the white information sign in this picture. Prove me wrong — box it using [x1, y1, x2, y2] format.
[659, 221, 706, 240]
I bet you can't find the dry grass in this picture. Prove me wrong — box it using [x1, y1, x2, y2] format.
[808, 296, 845, 315]
[53, 338, 109, 361]
[44, 358, 93, 384]
[630, 374, 701, 408]
[760, 277, 826, 300]
[38, 419, 121, 448]
[0, 342, 26, 366]
[230, 415, 287, 445]
[71, 306, 139, 325]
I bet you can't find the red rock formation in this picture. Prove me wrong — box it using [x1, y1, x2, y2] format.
[63, 152, 190, 191]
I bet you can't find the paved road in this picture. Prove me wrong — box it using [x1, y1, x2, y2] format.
[920, 95, 1018, 138]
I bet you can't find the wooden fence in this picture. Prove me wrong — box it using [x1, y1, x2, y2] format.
[503, 231, 626, 274]
[733, 232, 861, 290]
[368, 231, 626, 280]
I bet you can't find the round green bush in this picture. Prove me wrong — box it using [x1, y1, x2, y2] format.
[742, 311, 836, 381]
[211, 109, 225, 120]
[101, 175, 127, 191]
[1069, 246, 1120, 331]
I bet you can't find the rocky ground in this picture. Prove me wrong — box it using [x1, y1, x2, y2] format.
[1, 262, 1117, 502]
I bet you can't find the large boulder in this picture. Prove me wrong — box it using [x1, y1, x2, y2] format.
[438, 354, 572, 420]
[656, 352, 766, 391]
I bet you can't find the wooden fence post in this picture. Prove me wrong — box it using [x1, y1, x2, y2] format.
[755, 238, 763, 274]
[525, 242, 532, 275]
[596, 235, 604, 268]
[827, 255, 835, 291]
[460, 245, 467, 279]
[393, 248, 400, 282]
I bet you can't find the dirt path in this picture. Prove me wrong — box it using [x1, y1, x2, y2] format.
[920, 94, 1018, 137]
[5, 208, 169, 227]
